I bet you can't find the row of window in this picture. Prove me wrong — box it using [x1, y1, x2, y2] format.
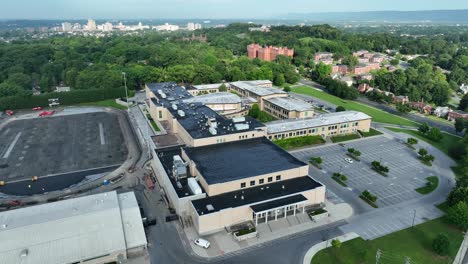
[239, 134, 256, 140]
[240, 175, 281, 188]
[268, 127, 358, 140]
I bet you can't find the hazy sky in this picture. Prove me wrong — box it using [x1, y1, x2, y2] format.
[1, 0, 468, 19]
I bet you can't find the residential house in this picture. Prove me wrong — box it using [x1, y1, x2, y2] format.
[393, 95, 409, 105]
[340, 76, 353, 87]
[448, 110, 468, 121]
[433, 106, 452, 118]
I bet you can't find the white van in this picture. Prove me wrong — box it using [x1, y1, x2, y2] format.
[194, 238, 210, 249]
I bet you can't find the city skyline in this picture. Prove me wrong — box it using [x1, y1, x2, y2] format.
[1, 0, 468, 19]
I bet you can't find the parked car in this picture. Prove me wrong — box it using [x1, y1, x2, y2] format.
[5, 110, 14, 116]
[344, 158, 354, 164]
[165, 215, 178, 222]
[32, 107, 43, 111]
[194, 238, 210, 249]
[38, 111, 55, 117]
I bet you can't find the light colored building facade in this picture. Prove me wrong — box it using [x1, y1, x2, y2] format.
[263, 96, 314, 119]
[266, 111, 372, 140]
[448, 110, 468, 121]
[0, 191, 147, 264]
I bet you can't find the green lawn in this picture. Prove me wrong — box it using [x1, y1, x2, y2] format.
[78, 99, 128, 110]
[312, 218, 463, 264]
[146, 114, 161, 132]
[274, 135, 325, 150]
[291, 86, 418, 127]
[359, 128, 383, 137]
[331, 133, 361, 143]
[384, 127, 460, 156]
[415, 176, 439, 194]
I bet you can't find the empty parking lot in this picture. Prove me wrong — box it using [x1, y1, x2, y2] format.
[292, 136, 437, 207]
[0, 111, 128, 195]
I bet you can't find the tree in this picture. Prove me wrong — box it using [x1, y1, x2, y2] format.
[447, 187, 468, 206]
[342, 55, 358, 69]
[218, 84, 227, 92]
[310, 156, 323, 164]
[313, 62, 332, 80]
[396, 103, 411, 113]
[407, 138, 418, 145]
[390, 58, 400, 66]
[248, 104, 261, 118]
[447, 201, 468, 230]
[283, 86, 291, 92]
[455, 118, 465, 133]
[331, 239, 342, 249]
[459, 94, 468, 111]
[418, 122, 430, 134]
[335, 105, 346, 112]
[432, 233, 450, 256]
[8, 73, 32, 90]
[418, 148, 428, 157]
[273, 73, 285, 86]
[427, 127, 443, 142]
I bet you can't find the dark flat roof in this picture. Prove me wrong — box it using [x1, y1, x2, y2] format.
[191, 176, 322, 215]
[147, 82, 265, 139]
[184, 137, 307, 185]
[251, 194, 307, 213]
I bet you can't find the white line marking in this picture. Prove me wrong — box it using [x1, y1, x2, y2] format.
[3, 132, 22, 159]
[2, 128, 10, 136]
[99, 123, 106, 145]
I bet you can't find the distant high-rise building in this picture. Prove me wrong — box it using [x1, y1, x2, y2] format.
[102, 22, 113, 31]
[61, 22, 72, 32]
[87, 19, 97, 31]
[247, 44, 294, 62]
[187, 22, 202, 31]
[153, 23, 179, 31]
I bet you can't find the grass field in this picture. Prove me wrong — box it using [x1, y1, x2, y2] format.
[359, 128, 383, 137]
[291, 86, 419, 127]
[274, 135, 325, 150]
[384, 127, 460, 156]
[78, 99, 128, 110]
[312, 218, 463, 264]
[330, 133, 361, 143]
[415, 176, 439, 194]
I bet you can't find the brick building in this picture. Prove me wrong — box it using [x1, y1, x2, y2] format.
[247, 44, 294, 62]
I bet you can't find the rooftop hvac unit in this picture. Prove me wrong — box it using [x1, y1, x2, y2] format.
[207, 117, 218, 128]
[172, 104, 178, 110]
[232, 116, 246, 123]
[172, 155, 187, 180]
[206, 204, 215, 212]
[178, 110, 186, 117]
[209, 127, 217, 135]
[157, 89, 163, 95]
[161, 93, 167, 99]
[234, 123, 250, 131]
[187, 178, 202, 195]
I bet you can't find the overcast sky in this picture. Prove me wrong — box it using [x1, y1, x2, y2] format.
[1, 0, 468, 19]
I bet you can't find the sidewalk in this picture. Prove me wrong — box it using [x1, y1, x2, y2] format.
[183, 200, 353, 259]
[302, 232, 359, 264]
[454, 232, 468, 264]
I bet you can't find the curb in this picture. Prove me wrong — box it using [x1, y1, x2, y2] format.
[303, 232, 359, 264]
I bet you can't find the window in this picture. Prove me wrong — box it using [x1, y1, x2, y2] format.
[268, 177, 273, 182]
[241, 182, 246, 188]
[250, 180, 255, 186]
[259, 179, 264, 184]
[158, 111, 162, 119]
[276, 175, 281, 181]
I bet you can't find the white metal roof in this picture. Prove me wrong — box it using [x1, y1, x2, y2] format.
[183, 92, 241, 104]
[191, 83, 227, 90]
[265, 97, 313, 112]
[230, 81, 286, 97]
[242, 80, 273, 86]
[266, 111, 372, 134]
[0, 191, 146, 264]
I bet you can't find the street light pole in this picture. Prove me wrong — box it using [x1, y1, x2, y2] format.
[122, 72, 129, 112]
[411, 209, 416, 228]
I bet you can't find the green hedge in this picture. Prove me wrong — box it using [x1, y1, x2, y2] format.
[0, 88, 126, 111]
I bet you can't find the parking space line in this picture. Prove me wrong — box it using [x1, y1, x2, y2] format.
[2, 132, 22, 159]
[99, 123, 106, 145]
[2, 128, 10, 136]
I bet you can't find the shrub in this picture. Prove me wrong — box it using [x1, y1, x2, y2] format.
[432, 234, 450, 256]
[336, 106, 346, 112]
[331, 239, 342, 249]
[447, 201, 468, 230]
[310, 156, 323, 164]
[407, 138, 418, 145]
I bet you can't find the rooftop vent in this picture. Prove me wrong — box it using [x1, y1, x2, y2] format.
[20, 249, 28, 258]
[1, 224, 7, 229]
[282, 185, 285, 189]
[206, 204, 215, 211]
[241, 195, 244, 200]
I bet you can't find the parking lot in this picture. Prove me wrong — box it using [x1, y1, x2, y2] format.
[0, 111, 128, 195]
[292, 136, 437, 207]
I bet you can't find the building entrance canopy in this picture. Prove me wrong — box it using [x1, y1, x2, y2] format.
[251, 194, 307, 226]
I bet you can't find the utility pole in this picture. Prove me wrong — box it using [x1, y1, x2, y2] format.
[122, 72, 129, 112]
[411, 209, 416, 228]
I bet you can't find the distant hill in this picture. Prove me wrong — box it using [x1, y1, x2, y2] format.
[285, 10, 468, 23]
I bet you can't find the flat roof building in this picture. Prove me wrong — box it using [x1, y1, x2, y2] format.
[266, 111, 372, 140]
[263, 96, 314, 119]
[183, 92, 244, 116]
[0, 191, 147, 264]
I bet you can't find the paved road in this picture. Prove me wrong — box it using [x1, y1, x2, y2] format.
[298, 79, 458, 135]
